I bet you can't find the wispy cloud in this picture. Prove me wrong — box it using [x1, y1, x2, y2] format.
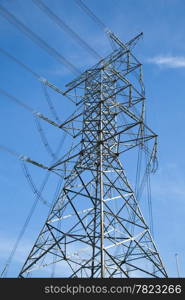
[147, 55, 185, 68]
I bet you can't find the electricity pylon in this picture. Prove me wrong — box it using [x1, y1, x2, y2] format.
[18, 32, 167, 278]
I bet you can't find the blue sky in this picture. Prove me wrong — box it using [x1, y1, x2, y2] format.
[0, 0, 185, 277]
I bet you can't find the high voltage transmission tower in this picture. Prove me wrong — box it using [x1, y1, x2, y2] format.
[16, 31, 167, 278]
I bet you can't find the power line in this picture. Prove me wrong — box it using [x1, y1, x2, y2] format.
[0, 144, 20, 158]
[34, 116, 56, 159]
[0, 129, 67, 278]
[0, 47, 66, 161]
[1, 165, 51, 278]
[0, 86, 79, 169]
[21, 161, 51, 207]
[0, 3, 80, 75]
[74, 0, 108, 32]
[74, 0, 116, 51]
[0, 87, 58, 126]
[175, 253, 180, 278]
[32, 0, 102, 60]
[0, 87, 34, 113]
[0, 144, 49, 277]
[0, 46, 71, 106]
[0, 87, 63, 137]
[0, 47, 40, 79]
[74, 0, 143, 52]
[0, 86, 76, 142]
[0, 47, 67, 124]
[41, 83, 60, 123]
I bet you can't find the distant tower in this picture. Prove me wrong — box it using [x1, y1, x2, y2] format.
[19, 32, 167, 278]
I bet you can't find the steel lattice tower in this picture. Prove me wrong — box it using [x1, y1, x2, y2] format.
[18, 32, 167, 278]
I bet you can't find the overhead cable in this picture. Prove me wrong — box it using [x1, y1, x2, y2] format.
[32, 0, 102, 60]
[0, 47, 40, 79]
[0, 4, 80, 75]
[0, 130, 67, 278]
[74, 0, 108, 32]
